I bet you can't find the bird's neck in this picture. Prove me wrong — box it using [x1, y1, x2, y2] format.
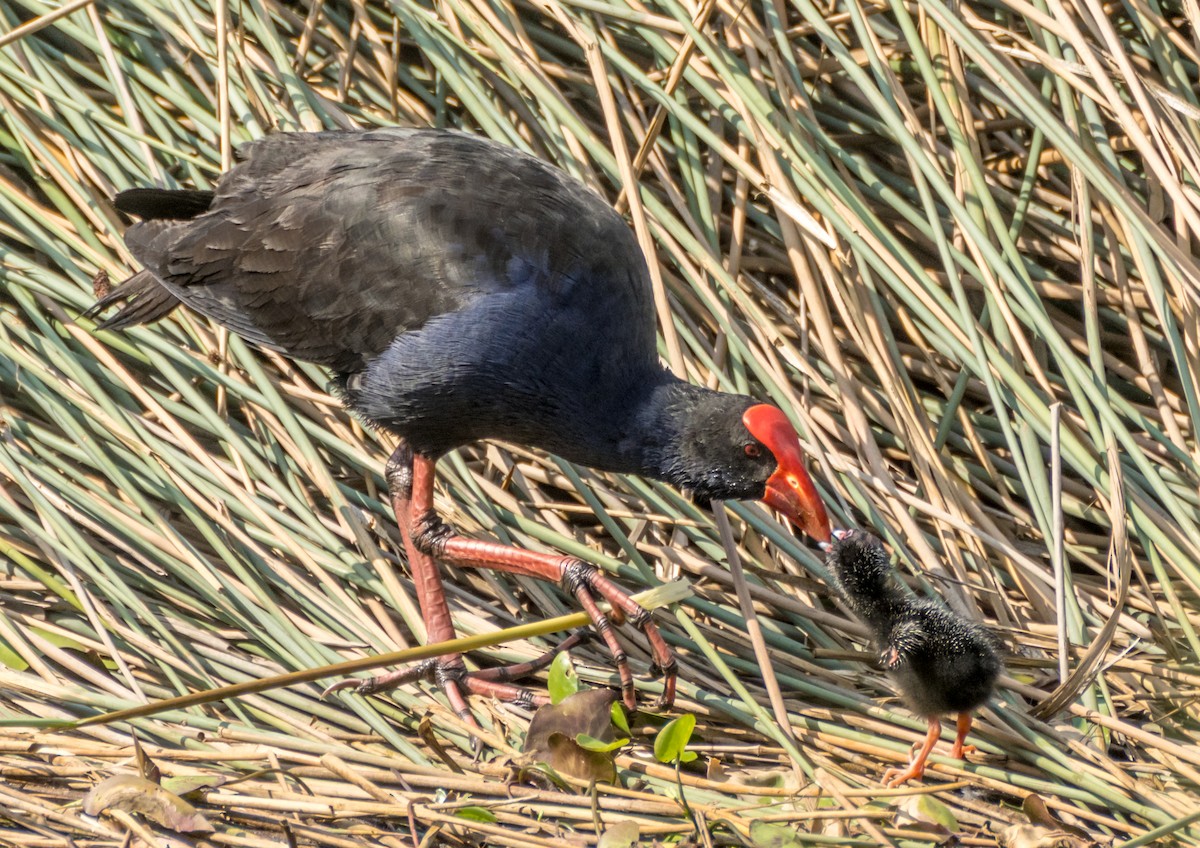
[835, 575, 910, 632]
[613, 375, 724, 490]
[542, 372, 749, 498]
[850, 593, 909, 631]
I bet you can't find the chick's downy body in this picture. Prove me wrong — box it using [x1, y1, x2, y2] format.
[825, 529, 1001, 786]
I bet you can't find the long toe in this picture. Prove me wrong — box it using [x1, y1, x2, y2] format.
[571, 580, 637, 710]
[322, 658, 440, 697]
[470, 631, 592, 685]
[566, 562, 676, 710]
[323, 638, 590, 716]
[882, 762, 926, 788]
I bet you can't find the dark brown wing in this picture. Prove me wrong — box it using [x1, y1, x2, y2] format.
[120, 128, 654, 375]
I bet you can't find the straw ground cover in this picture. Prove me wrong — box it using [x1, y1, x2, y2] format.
[2, 0, 1199, 844]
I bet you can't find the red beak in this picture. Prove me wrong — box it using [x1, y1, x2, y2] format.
[743, 405, 831, 543]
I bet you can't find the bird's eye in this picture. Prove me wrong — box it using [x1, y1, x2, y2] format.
[744, 443, 762, 458]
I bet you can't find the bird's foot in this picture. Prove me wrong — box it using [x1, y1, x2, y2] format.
[322, 656, 494, 735]
[560, 560, 677, 711]
[949, 742, 976, 760]
[882, 760, 927, 788]
[882, 717, 942, 788]
[419, 526, 678, 711]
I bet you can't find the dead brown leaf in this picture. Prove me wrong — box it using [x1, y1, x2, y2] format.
[130, 733, 160, 784]
[82, 775, 214, 833]
[522, 688, 618, 783]
[1021, 795, 1092, 840]
[996, 824, 1093, 848]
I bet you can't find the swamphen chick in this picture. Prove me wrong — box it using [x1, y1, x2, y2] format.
[85, 128, 832, 723]
[825, 529, 1001, 787]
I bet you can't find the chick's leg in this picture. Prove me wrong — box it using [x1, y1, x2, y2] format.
[882, 717, 941, 788]
[950, 711, 976, 759]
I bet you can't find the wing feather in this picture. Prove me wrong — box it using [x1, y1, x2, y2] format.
[121, 128, 654, 374]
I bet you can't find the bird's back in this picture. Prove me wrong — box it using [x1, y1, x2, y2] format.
[93, 129, 666, 453]
[103, 129, 657, 376]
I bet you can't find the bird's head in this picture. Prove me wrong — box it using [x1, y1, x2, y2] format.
[824, 528, 897, 606]
[742, 404, 832, 543]
[669, 398, 831, 543]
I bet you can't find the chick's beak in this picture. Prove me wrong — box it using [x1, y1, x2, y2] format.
[743, 405, 832, 543]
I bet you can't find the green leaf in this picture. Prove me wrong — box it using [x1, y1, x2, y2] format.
[0, 717, 75, 729]
[610, 702, 630, 735]
[653, 713, 696, 764]
[0, 638, 28, 671]
[749, 820, 805, 848]
[597, 819, 640, 848]
[30, 627, 88, 652]
[914, 795, 959, 832]
[454, 806, 498, 823]
[575, 733, 629, 752]
[547, 651, 579, 705]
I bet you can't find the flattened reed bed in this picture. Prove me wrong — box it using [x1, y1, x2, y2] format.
[2, 0, 1199, 843]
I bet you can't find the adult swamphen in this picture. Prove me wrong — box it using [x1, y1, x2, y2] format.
[824, 529, 1001, 786]
[87, 128, 832, 721]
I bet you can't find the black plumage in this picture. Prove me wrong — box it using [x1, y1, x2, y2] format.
[825, 529, 1002, 786]
[87, 128, 832, 716]
[89, 130, 828, 509]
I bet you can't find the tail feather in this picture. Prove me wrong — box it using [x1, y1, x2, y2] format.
[115, 187, 213, 220]
[83, 186, 210, 330]
[83, 269, 181, 330]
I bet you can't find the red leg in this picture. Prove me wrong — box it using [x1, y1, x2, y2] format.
[326, 446, 571, 712]
[882, 717, 941, 788]
[392, 444, 456, 646]
[408, 457, 676, 711]
[327, 448, 674, 714]
[325, 444, 476, 724]
[950, 711, 975, 759]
